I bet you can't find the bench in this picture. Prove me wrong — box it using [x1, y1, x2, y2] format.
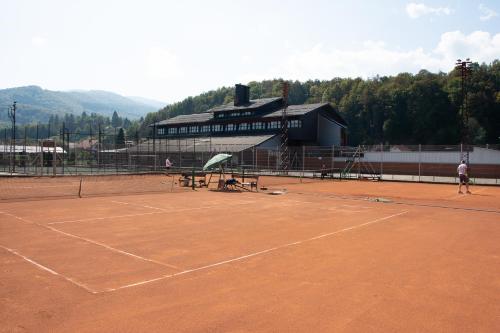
[239, 174, 259, 192]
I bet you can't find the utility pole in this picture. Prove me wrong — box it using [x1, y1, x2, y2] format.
[455, 58, 473, 164]
[280, 81, 290, 173]
[7, 101, 17, 173]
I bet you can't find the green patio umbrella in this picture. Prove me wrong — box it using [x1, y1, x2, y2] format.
[203, 153, 232, 171]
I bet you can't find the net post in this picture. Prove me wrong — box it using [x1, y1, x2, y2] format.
[78, 177, 83, 198]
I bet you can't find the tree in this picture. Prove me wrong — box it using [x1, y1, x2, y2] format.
[115, 128, 125, 147]
[111, 111, 122, 128]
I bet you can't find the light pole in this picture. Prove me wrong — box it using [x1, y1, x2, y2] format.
[7, 101, 17, 173]
[455, 58, 472, 163]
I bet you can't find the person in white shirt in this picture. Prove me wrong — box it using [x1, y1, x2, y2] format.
[165, 158, 173, 171]
[457, 160, 471, 194]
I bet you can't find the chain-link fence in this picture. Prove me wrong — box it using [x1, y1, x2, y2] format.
[1, 131, 499, 184]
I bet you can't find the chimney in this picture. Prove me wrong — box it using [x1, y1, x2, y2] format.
[234, 84, 250, 106]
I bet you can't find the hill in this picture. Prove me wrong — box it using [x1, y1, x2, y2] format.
[142, 61, 500, 145]
[0, 86, 163, 125]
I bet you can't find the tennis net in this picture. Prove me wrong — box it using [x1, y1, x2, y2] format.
[0, 173, 182, 201]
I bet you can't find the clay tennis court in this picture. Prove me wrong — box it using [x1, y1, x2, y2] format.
[1, 176, 499, 332]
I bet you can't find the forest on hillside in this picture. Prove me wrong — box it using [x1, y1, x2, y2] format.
[4, 61, 499, 146]
[143, 60, 500, 145]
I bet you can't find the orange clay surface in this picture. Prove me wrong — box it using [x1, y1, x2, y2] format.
[1, 177, 499, 332]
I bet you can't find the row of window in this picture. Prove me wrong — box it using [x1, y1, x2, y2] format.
[215, 111, 253, 118]
[160, 120, 302, 135]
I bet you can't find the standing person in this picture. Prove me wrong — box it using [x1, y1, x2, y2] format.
[165, 158, 173, 171]
[321, 164, 327, 180]
[457, 160, 471, 194]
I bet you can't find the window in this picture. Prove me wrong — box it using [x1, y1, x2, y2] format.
[189, 126, 199, 133]
[201, 125, 210, 133]
[239, 123, 249, 131]
[230, 112, 241, 117]
[252, 122, 264, 130]
[267, 121, 279, 129]
[226, 123, 236, 131]
[179, 127, 188, 134]
[288, 119, 302, 128]
[157, 128, 165, 135]
[168, 127, 177, 134]
[212, 124, 223, 132]
[243, 111, 252, 116]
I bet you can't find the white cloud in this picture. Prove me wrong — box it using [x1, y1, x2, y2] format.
[406, 3, 452, 19]
[145, 47, 183, 80]
[479, 4, 498, 21]
[241, 31, 500, 82]
[31, 36, 47, 47]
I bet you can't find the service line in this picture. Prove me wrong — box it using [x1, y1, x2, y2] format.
[0, 211, 181, 271]
[105, 210, 409, 293]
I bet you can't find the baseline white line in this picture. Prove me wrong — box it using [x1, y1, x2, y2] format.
[105, 210, 409, 292]
[0, 245, 98, 294]
[0, 211, 181, 270]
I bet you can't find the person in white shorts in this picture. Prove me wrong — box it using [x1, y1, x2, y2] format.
[457, 160, 471, 194]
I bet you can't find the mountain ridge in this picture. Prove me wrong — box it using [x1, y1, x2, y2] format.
[0, 85, 163, 125]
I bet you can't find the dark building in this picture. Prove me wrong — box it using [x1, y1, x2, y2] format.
[152, 84, 347, 150]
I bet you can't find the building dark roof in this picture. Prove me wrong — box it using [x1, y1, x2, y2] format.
[127, 135, 276, 153]
[156, 112, 213, 126]
[153, 99, 346, 127]
[209, 97, 282, 112]
[262, 103, 327, 118]
[263, 103, 347, 126]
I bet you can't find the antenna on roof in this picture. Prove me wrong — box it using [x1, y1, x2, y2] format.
[280, 81, 289, 173]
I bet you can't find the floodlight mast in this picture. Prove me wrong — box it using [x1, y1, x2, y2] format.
[280, 81, 290, 173]
[455, 58, 473, 163]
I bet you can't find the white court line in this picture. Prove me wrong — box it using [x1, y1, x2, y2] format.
[0, 211, 181, 270]
[11, 184, 77, 189]
[327, 208, 364, 213]
[104, 210, 409, 293]
[0, 245, 98, 294]
[47, 211, 163, 225]
[449, 187, 487, 200]
[110, 199, 256, 214]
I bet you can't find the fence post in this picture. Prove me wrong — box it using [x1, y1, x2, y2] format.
[97, 124, 101, 171]
[331, 145, 335, 179]
[252, 147, 255, 171]
[267, 149, 270, 170]
[380, 143, 383, 179]
[40, 140, 43, 176]
[418, 144, 421, 182]
[52, 145, 57, 176]
[178, 139, 182, 170]
[23, 127, 27, 174]
[302, 145, 306, 180]
[61, 123, 65, 175]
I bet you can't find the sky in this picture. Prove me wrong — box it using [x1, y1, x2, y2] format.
[1, 0, 499, 103]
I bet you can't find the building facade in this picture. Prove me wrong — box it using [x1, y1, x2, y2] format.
[153, 84, 347, 149]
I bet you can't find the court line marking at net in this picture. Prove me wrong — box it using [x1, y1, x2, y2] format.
[103, 210, 409, 293]
[0, 211, 181, 271]
[0, 245, 98, 294]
